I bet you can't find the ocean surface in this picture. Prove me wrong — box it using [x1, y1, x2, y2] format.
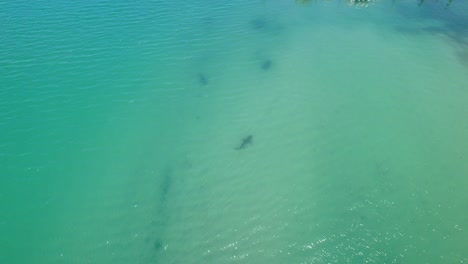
[1, 0, 467, 263]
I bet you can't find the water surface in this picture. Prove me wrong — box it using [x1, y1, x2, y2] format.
[1, 0, 467, 263]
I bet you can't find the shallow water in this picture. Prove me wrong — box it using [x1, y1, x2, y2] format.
[1, 0, 467, 263]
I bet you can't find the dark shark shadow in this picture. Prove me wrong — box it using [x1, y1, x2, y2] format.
[235, 135, 253, 150]
[261, 59, 273, 71]
[160, 167, 172, 203]
[198, 73, 208, 86]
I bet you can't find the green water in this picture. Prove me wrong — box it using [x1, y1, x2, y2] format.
[1, 0, 467, 263]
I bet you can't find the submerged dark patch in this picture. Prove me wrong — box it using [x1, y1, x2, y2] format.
[154, 239, 163, 251]
[235, 135, 253, 150]
[261, 59, 272, 70]
[394, 2, 468, 68]
[250, 18, 267, 30]
[198, 73, 208, 86]
[160, 168, 172, 202]
[457, 50, 468, 68]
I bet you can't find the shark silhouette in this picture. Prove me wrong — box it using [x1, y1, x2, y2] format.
[235, 135, 253, 150]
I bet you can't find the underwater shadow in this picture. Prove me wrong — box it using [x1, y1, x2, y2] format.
[394, 1, 468, 68]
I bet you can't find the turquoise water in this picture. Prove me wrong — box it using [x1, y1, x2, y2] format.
[1, 0, 468, 263]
